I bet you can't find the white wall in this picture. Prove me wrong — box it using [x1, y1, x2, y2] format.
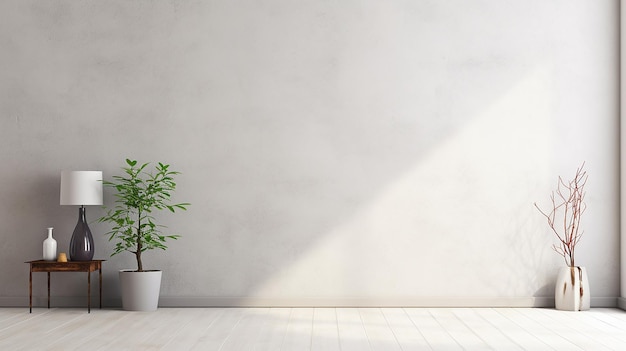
[618, 1, 626, 309]
[0, 0, 620, 307]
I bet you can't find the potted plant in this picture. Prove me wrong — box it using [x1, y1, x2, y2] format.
[534, 162, 589, 311]
[99, 159, 190, 311]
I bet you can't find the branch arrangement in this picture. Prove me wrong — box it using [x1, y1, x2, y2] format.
[534, 163, 587, 267]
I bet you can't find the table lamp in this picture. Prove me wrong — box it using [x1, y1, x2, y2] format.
[60, 171, 103, 261]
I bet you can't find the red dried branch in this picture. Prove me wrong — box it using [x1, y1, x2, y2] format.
[534, 163, 587, 267]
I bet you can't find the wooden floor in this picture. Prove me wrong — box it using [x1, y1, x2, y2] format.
[1, 307, 626, 350]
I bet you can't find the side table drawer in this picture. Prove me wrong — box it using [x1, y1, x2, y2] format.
[31, 262, 96, 272]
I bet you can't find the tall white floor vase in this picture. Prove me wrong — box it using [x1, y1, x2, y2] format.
[555, 266, 590, 311]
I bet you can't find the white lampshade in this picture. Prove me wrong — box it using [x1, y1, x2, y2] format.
[60, 171, 103, 206]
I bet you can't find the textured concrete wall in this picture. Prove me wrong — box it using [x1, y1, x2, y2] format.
[0, 0, 619, 307]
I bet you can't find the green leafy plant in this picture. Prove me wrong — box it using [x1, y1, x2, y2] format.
[98, 159, 190, 272]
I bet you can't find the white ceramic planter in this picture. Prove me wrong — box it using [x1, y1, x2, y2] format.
[119, 270, 162, 311]
[555, 266, 590, 311]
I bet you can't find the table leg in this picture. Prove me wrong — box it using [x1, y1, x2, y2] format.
[29, 269, 32, 313]
[47, 272, 50, 309]
[99, 264, 102, 309]
[87, 271, 91, 313]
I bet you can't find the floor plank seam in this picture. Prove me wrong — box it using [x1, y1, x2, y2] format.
[481, 308, 525, 350]
[216, 309, 245, 351]
[278, 307, 293, 351]
[401, 308, 432, 350]
[381, 308, 405, 351]
[357, 308, 374, 351]
[495, 308, 559, 350]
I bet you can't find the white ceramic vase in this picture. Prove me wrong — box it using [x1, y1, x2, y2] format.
[119, 270, 162, 311]
[555, 266, 590, 311]
[43, 227, 57, 261]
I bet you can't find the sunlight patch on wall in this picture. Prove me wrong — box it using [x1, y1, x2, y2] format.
[251, 66, 556, 299]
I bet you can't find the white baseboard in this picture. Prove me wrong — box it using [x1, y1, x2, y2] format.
[0, 297, 121, 309]
[617, 297, 626, 310]
[157, 296, 555, 308]
[1, 296, 618, 308]
[158, 296, 618, 308]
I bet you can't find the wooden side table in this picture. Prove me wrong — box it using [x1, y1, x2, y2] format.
[26, 260, 105, 313]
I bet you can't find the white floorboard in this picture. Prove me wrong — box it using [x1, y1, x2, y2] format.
[451, 309, 523, 350]
[310, 308, 340, 351]
[381, 308, 431, 350]
[0, 307, 625, 350]
[404, 308, 462, 350]
[252, 308, 291, 351]
[358, 308, 402, 351]
[336, 307, 371, 351]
